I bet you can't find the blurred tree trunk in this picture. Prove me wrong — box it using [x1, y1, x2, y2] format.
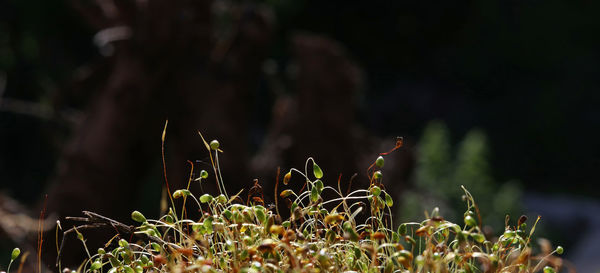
[41, 0, 272, 268]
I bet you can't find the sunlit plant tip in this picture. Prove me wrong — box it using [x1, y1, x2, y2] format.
[375, 156, 384, 168]
[131, 210, 146, 223]
[210, 140, 220, 150]
[11, 248, 20, 260]
[464, 215, 477, 227]
[313, 162, 323, 179]
[283, 171, 292, 185]
[373, 170, 382, 179]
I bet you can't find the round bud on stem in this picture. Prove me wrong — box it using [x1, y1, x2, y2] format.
[371, 185, 381, 196]
[313, 162, 323, 179]
[131, 211, 146, 223]
[373, 171, 383, 179]
[90, 261, 102, 271]
[118, 239, 129, 248]
[210, 140, 220, 150]
[11, 248, 20, 260]
[464, 215, 477, 227]
[556, 246, 564, 255]
[200, 170, 208, 179]
[283, 172, 292, 185]
[375, 156, 384, 168]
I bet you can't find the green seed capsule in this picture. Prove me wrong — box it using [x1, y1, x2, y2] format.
[216, 194, 227, 204]
[200, 194, 213, 203]
[210, 140, 220, 150]
[452, 224, 462, 233]
[556, 246, 564, 255]
[203, 218, 213, 233]
[90, 261, 102, 271]
[123, 265, 135, 273]
[471, 233, 485, 243]
[311, 186, 319, 203]
[140, 254, 149, 264]
[373, 171, 383, 180]
[398, 224, 407, 236]
[492, 243, 499, 252]
[280, 189, 294, 198]
[376, 156, 385, 168]
[11, 248, 20, 260]
[313, 162, 323, 179]
[283, 172, 292, 185]
[543, 266, 556, 273]
[398, 250, 413, 259]
[222, 209, 232, 220]
[200, 170, 208, 179]
[503, 230, 516, 238]
[343, 221, 353, 231]
[131, 211, 146, 223]
[384, 193, 394, 207]
[415, 255, 425, 266]
[97, 248, 106, 255]
[151, 242, 161, 252]
[315, 179, 324, 192]
[371, 186, 381, 196]
[172, 190, 183, 199]
[118, 239, 129, 248]
[254, 207, 266, 223]
[464, 215, 477, 227]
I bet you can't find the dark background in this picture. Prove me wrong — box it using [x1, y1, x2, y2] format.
[1, 0, 599, 271]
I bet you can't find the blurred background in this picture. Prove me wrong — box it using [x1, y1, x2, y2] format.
[1, 0, 598, 272]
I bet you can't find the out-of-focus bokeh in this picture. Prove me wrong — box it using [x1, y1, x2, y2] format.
[1, 0, 598, 271]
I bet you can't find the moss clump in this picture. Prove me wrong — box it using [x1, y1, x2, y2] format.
[50, 139, 565, 273]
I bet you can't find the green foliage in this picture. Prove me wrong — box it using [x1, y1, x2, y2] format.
[401, 121, 522, 230]
[52, 140, 564, 273]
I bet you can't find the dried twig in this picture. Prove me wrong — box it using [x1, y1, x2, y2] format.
[56, 211, 161, 266]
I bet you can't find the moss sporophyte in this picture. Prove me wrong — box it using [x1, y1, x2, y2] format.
[48, 138, 567, 273]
